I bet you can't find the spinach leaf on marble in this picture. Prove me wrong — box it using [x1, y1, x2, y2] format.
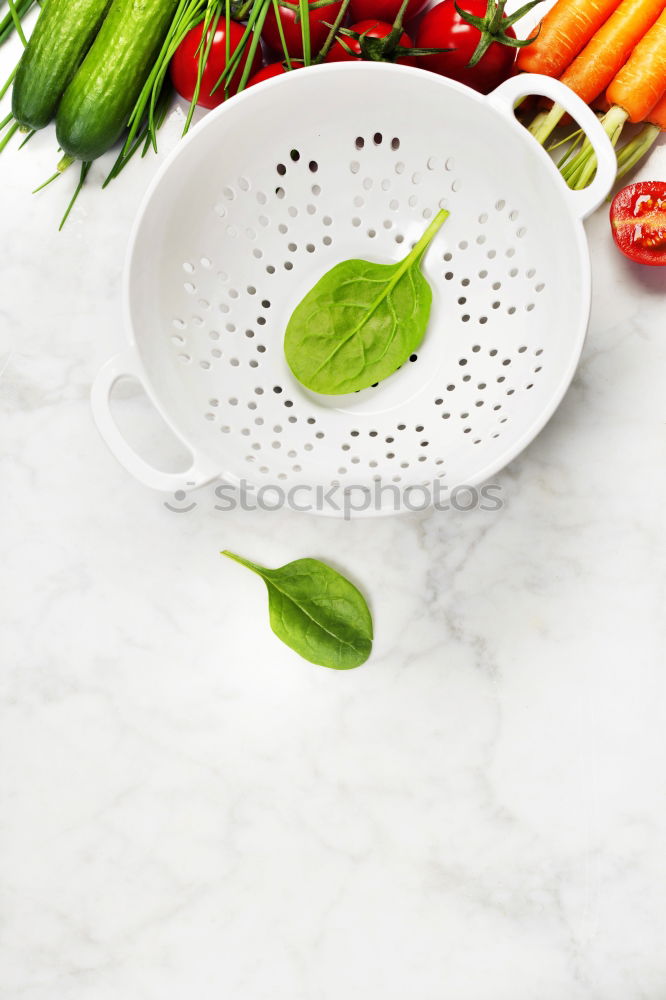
[222, 551, 373, 669]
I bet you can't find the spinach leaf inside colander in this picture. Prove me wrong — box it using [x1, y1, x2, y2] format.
[284, 208, 449, 395]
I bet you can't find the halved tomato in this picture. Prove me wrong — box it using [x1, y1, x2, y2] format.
[610, 182, 666, 267]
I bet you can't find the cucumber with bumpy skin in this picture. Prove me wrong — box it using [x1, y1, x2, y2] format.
[56, 0, 179, 161]
[12, 0, 111, 130]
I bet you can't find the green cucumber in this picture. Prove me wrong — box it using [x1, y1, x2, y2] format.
[56, 0, 179, 161]
[12, 0, 111, 130]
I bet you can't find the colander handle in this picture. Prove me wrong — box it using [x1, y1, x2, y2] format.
[487, 74, 616, 221]
[91, 349, 220, 493]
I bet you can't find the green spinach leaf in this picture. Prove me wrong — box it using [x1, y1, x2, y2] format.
[284, 207, 449, 395]
[222, 551, 373, 669]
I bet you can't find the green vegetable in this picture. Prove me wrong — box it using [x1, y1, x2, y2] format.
[284, 207, 449, 395]
[222, 551, 373, 669]
[55, 0, 179, 161]
[11, 0, 111, 130]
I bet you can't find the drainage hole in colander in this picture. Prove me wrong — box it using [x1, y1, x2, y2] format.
[462, 375, 471, 382]
[443, 252, 452, 262]
[284, 399, 294, 408]
[395, 161, 405, 175]
[273, 385, 282, 394]
[309, 160, 318, 172]
[277, 163, 286, 176]
[445, 271, 453, 280]
[257, 316, 266, 326]
[323, 236, 333, 246]
[290, 149, 300, 162]
[509, 267, 518, 277]
[288, 242, 297, 252]
[212, 348, 222, 359]
[306, 204, 316, 216]
[355, 136, 364, 149]
[395, 234, 404, 244]
[248, 401, 257, 410]
[507, 306, 516, 315]
[312, 184, 321, 196]
[506, 248, 516, 259]
[283, 261, 293, 270]
[275, 186, 285, 199]
[368, 229, 376, 238]
[278, 223, 288, 234]
[462, 315, 470, 323]
[458, 296, 467, 305]
[492, 301, 500, 310]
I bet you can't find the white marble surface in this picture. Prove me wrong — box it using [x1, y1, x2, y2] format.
[2, 17, 666, 1000]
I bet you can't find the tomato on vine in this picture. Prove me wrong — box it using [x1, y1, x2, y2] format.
[170, 20, 262, 108]
[262, 0, 344, 59]
[325, 19, 415, 64]
[348, 0, 427, 26]
[416, 0, 542, 94]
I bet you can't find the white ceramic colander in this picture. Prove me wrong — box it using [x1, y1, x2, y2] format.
[92, 64, 616, 514]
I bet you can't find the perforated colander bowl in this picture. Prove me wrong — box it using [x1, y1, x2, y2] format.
[92, 64, 615, 515]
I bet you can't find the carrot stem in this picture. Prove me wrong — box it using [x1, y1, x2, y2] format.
[615, 123, 661, 180]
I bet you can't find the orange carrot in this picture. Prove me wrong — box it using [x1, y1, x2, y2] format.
[647, 90, 666, 127]
[560, 0, 666, 105]
[517, 0, 623, 77]
[606, 6, 666, 122]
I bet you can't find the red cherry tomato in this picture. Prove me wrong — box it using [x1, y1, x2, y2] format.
[246, 63, 288, 87]
[325, 19, 414, 64]
[610, 182, 666, 267]
[263, 0, 344, 59]
[349, 0, 427, 25]
[246, 60, 305, 87]
[170, 21, 262, 109]
[416, 0, 516, 94]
